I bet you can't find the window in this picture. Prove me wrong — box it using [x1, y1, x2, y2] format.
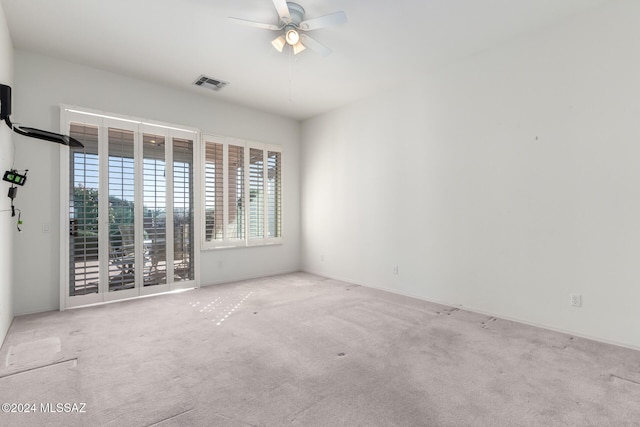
[203, 136, 282, 248]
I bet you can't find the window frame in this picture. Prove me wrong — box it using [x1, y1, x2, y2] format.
[202, 134, 283, 250]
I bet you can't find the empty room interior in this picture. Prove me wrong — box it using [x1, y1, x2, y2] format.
[1, 0, 640, 425]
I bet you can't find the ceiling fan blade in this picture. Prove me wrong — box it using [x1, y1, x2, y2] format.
[228, 17, 281, 31]
[299, 11, 347, 31]
[272, 0, 291, 23]
[300, 33, 332, 57]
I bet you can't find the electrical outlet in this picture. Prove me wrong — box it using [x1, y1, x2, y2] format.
[393, 266, 399, 275]
[570, 294, 582, 307]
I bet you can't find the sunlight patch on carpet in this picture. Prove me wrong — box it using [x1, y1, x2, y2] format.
[189, 291, 253, 325]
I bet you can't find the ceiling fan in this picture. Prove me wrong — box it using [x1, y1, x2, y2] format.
[229, 0, 347, 57]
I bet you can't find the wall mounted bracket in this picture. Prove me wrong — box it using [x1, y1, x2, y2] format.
[0, 83, 84, 148]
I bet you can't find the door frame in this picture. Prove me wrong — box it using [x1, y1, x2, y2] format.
[59, 105, 201, 310]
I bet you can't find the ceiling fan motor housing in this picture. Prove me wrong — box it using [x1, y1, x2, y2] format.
[285, 2, 305, 26]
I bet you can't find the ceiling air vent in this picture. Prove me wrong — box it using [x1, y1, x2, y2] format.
[193, 75, 229, 91]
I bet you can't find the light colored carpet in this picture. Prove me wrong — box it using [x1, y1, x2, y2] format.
[0, 272, 639, 426]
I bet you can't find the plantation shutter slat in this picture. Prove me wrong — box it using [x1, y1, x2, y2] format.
[143, 133, 167, 286]
[228, 144, 245, 240]
[107, 128, 136, 292]
[69, 123, 100, 296]
[173, 138, 195, 282]
[204, 142, 223, 241]
[267, 151, 281, 238]
[249, 148, 264, 239]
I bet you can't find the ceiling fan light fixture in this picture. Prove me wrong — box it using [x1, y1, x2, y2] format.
[229, 1, 346, 57]
[293, 42, 306, 55]
[285, 28, 299, 45]
[271, 35, 286, 52]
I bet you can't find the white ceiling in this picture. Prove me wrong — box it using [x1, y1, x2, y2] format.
[1, 0, 614, 121]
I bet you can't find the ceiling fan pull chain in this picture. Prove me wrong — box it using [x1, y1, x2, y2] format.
[288, 47, 293, 103]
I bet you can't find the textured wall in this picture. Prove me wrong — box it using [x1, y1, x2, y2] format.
[301, 1, 640, 349]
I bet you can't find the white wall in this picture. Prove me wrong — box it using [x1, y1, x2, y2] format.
[0, 2, 13, 345]
[301, 0, 640, 349]
[12, 51, 300, 315]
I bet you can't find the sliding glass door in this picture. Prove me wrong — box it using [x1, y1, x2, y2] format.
[63, 109, 198, 308]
